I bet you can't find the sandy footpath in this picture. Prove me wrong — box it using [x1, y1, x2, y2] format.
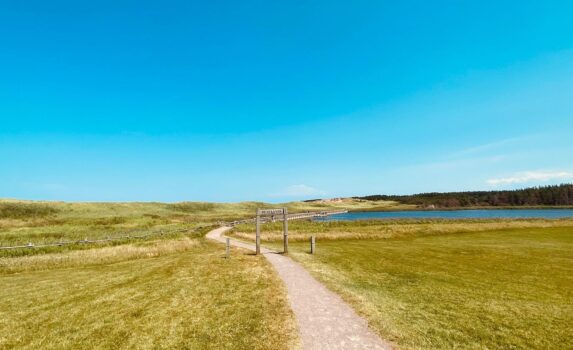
[206, 226, 393, 350]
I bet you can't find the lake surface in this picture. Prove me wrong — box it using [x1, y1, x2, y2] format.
[315, 209, 573, 221]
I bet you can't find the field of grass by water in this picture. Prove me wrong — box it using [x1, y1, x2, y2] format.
[259, 223, 573, 349]
[4, 199, 572, 349]
[0, 199, 403, 256]
[232, 217, 573, 242]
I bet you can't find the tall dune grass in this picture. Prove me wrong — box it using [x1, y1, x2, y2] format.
[0, 237, 201, 274]
[0, 202, 59, 219]
[231, 218, 573, 242]
[0, 198, 402, 257]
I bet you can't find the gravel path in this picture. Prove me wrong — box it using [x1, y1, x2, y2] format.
[206, 226, 393, 350]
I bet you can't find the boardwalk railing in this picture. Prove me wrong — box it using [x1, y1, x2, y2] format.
[0, 210, 347, 250]
[222, 209, 347, 227]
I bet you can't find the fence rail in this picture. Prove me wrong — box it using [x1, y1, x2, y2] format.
[0, 210, 346, 250]
[221, 209, 348, 227]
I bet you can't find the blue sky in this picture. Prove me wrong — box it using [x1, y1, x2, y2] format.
[1, 0, 573, 202]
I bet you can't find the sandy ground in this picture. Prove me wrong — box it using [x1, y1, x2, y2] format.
[206, 226, 393, 350]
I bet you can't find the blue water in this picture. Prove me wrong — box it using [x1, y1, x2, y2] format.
[315, 209, 573, 221]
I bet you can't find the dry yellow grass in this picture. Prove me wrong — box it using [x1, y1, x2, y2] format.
[0, 239, 300, 350]
[0, 198, 403, 256]
[284, 226, 573, 349]
[231, 218, 573, 242]
[0, 238, 200, 274]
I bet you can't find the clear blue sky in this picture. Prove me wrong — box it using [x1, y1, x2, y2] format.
[1, 1, 573, 202]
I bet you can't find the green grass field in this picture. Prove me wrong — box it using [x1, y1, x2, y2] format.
[0, 200, 306, 349]
[259, 223, 573, 349]
[4, 199, 573, 349]
[0, 239, 299, 350]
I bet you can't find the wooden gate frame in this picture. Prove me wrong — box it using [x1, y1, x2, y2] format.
[256, 208, 288, 255]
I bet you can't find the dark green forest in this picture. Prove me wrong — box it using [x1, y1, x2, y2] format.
[356, 184, 573, 208]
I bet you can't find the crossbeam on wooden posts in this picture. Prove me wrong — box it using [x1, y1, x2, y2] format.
[258, 208, 285, 215]
[255, 208, 289, 255]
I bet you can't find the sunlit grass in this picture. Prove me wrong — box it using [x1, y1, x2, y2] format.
[0, 199, 403, 256]
[0, 201, 302, 349]
[0, 237, 200, 274]
[0, 239, 299, 350]
[3, 199, 572, 349]
[231, 218, 573, 242]
[282, 226, 573, 349]
[0, 198, 404, 225]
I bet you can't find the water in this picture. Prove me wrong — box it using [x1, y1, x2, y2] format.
[315, 209, 573, 221]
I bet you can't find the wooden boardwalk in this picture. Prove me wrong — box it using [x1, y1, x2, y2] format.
[224, 209, 347, 226]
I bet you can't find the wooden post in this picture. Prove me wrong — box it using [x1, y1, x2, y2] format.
[256, 209, 261, 255]
[310, 235, 316, 254]
[283, 208, 288, 254]
[226, 238, 230, 259]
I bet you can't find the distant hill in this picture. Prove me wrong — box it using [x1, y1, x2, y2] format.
[355, 184, 573, 208]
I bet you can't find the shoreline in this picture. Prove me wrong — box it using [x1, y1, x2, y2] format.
[347, 205, 573, 213]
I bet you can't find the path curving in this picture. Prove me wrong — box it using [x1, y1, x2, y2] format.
[206, 226, 393, 350]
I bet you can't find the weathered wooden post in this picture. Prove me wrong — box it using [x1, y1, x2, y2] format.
[256, 209, 261, 255]
[310, 235, 316, 254]
[283, 207, 288, 254]
[226, 238, 230, 259]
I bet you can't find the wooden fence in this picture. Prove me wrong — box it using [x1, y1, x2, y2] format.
[0, 209, 347, 250]
[0, 225, 214, 250]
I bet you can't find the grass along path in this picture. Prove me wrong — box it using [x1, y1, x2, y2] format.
[231, 218, 573, 242]
[280, 226, 573, 349]
[0, 239, 299, 350]
[0, 199, 403, 257]
[207, 227, 392, 350]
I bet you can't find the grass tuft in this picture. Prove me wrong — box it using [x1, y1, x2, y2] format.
[0, 203, 59, 219]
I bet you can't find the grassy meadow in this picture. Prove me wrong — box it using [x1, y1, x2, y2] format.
[0, 199, 402, 256]
[232, 217, 573, 242]
[0, 200, 304, 350]
[0, 239, 299, 349]
[232, 220, 573, 349]
[4, 199, 573, 349]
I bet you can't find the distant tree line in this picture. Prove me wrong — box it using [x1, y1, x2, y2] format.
[355, 184, 573, 208]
